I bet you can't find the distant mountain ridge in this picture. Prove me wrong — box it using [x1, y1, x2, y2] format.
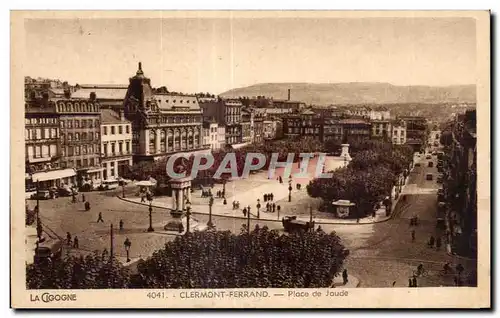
[219, 82, 476, 105]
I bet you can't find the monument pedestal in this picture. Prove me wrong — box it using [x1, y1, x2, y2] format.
[340, 144, 352, 162]
[164, 177, 192, 233]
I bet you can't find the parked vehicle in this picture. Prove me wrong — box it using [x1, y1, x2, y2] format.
[30, 190, 52, 200]
[282, 216, 314, 233]
[99, 179, 120, 191]
[57, 186, 78, 197]
[34, 239, 63, 262]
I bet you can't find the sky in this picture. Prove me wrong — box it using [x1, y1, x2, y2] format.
[24, 17, 477, 94]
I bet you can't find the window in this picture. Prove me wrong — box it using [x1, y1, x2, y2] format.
[111, 126, 115, 134]
[111, 143, 115, 155]
[83, 158, 88, 167]
[67, 120, 72, 128]
[35, 128, 41, 140]
[118, 142, 123, 154]
[95, 144, 99, 154]
[75, 133, 80, 141]
[42, 145, 49, 157]
[74, 120, 80, 128]
[60, 120, 65, 128]
[25, 129, 29, 140]
[75, 146, 80, 155]
[51, 128, 57, 138]
[103, 126, 108, 135]
[88, 120, 93, 128]
[27, 146, 33, 158]
[76, 160, 81, 168]
[68, 146, 74, 156]
[82, 145, 87, 154]
[68, 133, 73, 141]
[25, 118, 30, 125]
[126, 125, 130, 134]
[119, 125, 123, 134]
[95, 132, 99, 140]
[35, 146, 41, 158]
[49, 144, 57, 156]
[126, 142, 130, 153]
[90, 158, 94, 166]
[82, 132, 87, 140]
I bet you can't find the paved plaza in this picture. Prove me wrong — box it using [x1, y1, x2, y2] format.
[27, 153, 476, 287]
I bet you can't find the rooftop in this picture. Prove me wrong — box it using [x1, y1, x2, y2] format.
[154, 94, 200, 111]
[101, 109, 129, 124]
[339, 118, 370, 125]
[72, 87, 128, 100]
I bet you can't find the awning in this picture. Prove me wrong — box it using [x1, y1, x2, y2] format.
[87, 167, 104, 173]
[32, 169, 76, 182]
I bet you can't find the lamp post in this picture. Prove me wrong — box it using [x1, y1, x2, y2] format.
[147, 200, 154, 232]
[247, 205, 251, 234]
[256, 199, 261, 219]
[185, 201, 192, 235]
[122, 184, 126, 198]
[124, 237, 131, 263]
[288, 179, 292, 202]
[207, 195, 214, 228]
[222, 178, 227, 198]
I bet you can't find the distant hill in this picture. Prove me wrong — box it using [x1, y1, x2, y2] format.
[219, 82, 476, 105]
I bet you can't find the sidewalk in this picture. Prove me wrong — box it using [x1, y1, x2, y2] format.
[332, 274, 360, 288]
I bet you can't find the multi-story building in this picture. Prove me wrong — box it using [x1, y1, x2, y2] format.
[283, 109, 323, 141]
[323, 119, 344, 141]
[399, 116, 428, 152]
[339, 118, 372, 141]
[123, 63, 206, 161]
[253, 112, 265, 144]
[56, 98, 103, 186]
[217, 124, 226, 150]
[442, 109, 476, 258]
[202, 120, 220, 151]
[369, 106, 391, 120]
[224, 100, 242, 145]
[25, 94, 74, 189]
[263, 120, 279, 140]
[371, 119, 392, 141]
[391, 121, 407, 145]
[100, 109, 133, 180]
[241, 108, 253, 144]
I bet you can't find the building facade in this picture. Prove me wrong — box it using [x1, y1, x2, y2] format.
[100, 109, 133, 180]
[391, 121, 407, 145]
[224, 100, 243, 145]
[123, 63, 206, 161]
[399, 116, 428, 152]
[56, 98, 103, 186]
[203, 121, 220, 151]
[339, 118, 372, 141]
[371, 119, 392, 140]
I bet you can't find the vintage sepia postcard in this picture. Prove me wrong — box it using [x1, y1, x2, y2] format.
[10, 10, 490, 308]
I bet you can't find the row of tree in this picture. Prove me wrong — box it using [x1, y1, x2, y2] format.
[308, 140, 414, 217]
[27, 226, 348, 289]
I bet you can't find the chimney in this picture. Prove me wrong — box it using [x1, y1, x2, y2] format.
[119, 110, 124, 121]
[288, 89, 291, 101]
[90, 92, 96, 101]
[63, 88, 71, 98]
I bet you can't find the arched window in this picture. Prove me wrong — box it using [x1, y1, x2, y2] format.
[68, 133, 73, 141]
[182, 129, 188, 149]
[75, 133, 80, 141]
[160, 130, 166, 152]
[82, 132, 87, 140]
[149, 130, 156, 154]
[174, 130, 180, 150]
[74, 103, 80, 112]
[167, 130, 173, 151]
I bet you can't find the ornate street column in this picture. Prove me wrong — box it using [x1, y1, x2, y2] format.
[172, 189, 177, 210]
[187, 186, 192, 203]
[178, 188, 184, 211]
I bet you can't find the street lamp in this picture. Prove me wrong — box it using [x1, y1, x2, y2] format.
[256, 199, 261, 219]
[124, 237, 131, 263]
[288, 179, 293, 202]
[247, 205, 251, 234]
[185, 201, 192, 235]
[122, 184, 126, 198]
[207, 195, 214, 228]
[147, 200, 154, 232]
[222, 178, 227, 198]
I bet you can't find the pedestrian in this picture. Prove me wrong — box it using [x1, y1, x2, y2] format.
[141, 194, 146, 203]
[72, 193, 76, 203]
[243, 207, 247, 217]
[279, 176, 283, 184]
[119, 219, 124, 231]
[270, 193, 274, 201]
[66, 232, 72, 246]
[81, 193, 85, 202]
[264, 194, 268, 202]
[392, 281, 396, 287]
[85, 201, 91, 211]
[408, 278, 413, 287]
[436, 237, 442, 250]
[73, 236, 79, 248]
[266, 202, 270, 212]
[429, 236, 435, 248]
[412, 276, 417, 288]
[277, 205, 281, 213]
[411, 230, 416, 242]
[342, 269, 348, 285]
[356, 218, 360, 223]
[97, 212, 104, 223]
[223, 198, 227, 205]
[272, 203, 276, 213]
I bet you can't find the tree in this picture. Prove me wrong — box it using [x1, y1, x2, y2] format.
[26, 252, 130, 289]
[130, 226, 347, 288]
